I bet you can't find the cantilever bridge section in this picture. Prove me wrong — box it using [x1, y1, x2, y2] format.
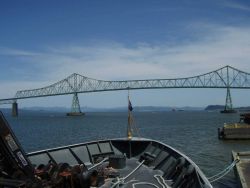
[0, 65, 250, 116]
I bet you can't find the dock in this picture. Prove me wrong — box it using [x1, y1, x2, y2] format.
[218, 123, 250, 140]
[232, 151, 250, 188]
[218, 113, 250, 140]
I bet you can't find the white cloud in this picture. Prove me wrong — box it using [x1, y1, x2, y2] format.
[0, 47, 41, 56]
[33, 25, 250, 80]
[224, 1, 250, 11]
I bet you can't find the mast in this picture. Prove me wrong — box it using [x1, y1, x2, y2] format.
[127, 90, 133, 140]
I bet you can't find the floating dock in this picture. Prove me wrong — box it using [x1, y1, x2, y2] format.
[232, 151, 250, 188]
[218, 123, 250, 139]
[218, 113, 250, 140]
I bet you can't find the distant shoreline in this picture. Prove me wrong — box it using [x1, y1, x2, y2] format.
[1, 105, 250, 113]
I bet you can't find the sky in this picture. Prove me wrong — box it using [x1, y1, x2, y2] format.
[0, 0, 250, 108]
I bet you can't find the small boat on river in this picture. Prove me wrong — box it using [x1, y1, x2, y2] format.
[0, 97, 212, 188]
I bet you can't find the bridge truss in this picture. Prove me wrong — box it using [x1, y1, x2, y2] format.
[0, 65, 250, 115]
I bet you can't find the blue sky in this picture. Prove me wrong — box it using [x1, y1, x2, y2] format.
[0, 0, 250, 108]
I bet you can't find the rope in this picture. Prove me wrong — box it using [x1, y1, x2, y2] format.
[123, 160, 145, 180]
[110, 160, 173, 188]
[132, 182, 159, 188]
[110, 177, 124, 188]
[130, 113, 142, 138]
[110, 158, 239, 187]
[208, 159, 239, 183]
[103, 157, 239, 187]
[154, 175, 172, 188]
[88, 157, 108, 170]
[110, 160, 145, 188]
[131, 175, 172, 188]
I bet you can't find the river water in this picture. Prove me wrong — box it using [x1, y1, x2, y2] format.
[4, 110, 250, 187]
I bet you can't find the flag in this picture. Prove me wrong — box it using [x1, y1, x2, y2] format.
[128, 99, 133, 111]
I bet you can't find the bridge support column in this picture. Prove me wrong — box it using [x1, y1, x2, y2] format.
[66, 93, 85, 116]
[12, 102, 18, 117]
[221, 87, 236, 113]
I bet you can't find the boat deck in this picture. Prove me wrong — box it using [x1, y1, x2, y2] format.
[27, 139, 205, 188]
[98, 158, 168, 188]
[232, 151, 250, 188]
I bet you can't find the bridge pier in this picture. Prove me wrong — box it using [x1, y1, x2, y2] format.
[12, 102, 18, 117]
[66, 93, 85, 116]
[221, 87, 236, 113]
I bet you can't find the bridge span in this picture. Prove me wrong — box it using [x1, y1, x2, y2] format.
[0, 65, 250, 116]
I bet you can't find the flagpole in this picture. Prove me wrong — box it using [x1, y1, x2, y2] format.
[127, 89, 132, 140]
[127, 88, 132, 158]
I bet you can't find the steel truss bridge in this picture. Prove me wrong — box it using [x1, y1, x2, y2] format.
[0, 65, 250, 116]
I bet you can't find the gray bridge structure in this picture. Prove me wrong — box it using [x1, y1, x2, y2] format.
[0, 65, 250, 116]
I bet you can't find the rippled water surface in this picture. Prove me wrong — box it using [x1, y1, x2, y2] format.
[4, 110, 250, 187]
